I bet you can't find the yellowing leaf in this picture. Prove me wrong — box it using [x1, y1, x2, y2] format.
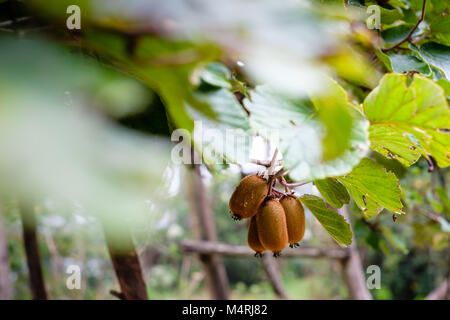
[364, 73, 450, 167]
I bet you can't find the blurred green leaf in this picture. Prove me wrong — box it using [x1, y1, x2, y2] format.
[380, 225, 409, 254]
[244, 85, 370, 181]
[379, 6, 404, 25]
[200, 62, 233, 89]
[311, 78, 353, 160]
[190, 88, 252, 165]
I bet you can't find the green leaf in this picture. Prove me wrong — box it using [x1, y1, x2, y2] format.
[436, 79, 450, 99]
[311, 78, 353, 160]
[190, 88, 252, 165]
[244, 85, 370, 181]
[314, 178, 350, 209]
[380, 225, 409, 254]
[299, 194, 353, 247]
[387, 53, 431, 76]
[364, 73, 450, 167]
[379, 6, 404, 25]
[200, 62, 233, 89]
[376, 49, 393, 72]
[412, 42, 450, 80]
[337, 158, 404, 218]
[430, 16, 450, 46]
[382, 24, 421, 45]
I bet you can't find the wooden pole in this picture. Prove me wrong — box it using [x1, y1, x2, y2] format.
[19, 204, 48, 300]
[338, 206, 372, 300]
[103, 223, 148, 300]
[185, 161, 230, 300]
[261, 254, 289, 299]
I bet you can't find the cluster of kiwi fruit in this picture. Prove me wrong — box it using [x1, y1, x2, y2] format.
[229, 174, 305, 257]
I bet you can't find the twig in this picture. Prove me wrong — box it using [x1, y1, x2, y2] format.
[110, 290, 125, 300]
[381, 0, 427, 52]
[279, 179, 308, 188]
[252, 159, 282, 167]
[0, 16, 32, 28]
[416, 207, 443, 224]
[272, 188, 285, 198]
[279, 176, 291, 193]
[411, 31, 432, 44]
[180, 239, 349, 259]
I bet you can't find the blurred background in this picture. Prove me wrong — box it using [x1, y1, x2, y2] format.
[0, 0, 448, 300]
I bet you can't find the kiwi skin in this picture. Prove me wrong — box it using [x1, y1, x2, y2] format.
[280, 195, 305, 246]
[256, 199, 288, 254]
[247, 215, 266, 255]
[229, 174, 268, 220]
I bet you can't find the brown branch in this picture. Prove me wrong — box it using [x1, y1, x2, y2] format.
[19, 204, 48, 300]
[110, 290, 126, 300]
[102, 223, 148, 300]
[179, 239, 349, 259]
[381, 0, 427, 52]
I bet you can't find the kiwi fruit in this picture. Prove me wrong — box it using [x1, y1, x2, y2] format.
[229, 174, 268, 220]
[280, 195, 305, 247]
[247, 215, 266, 256]
[256, 199, 288, 254]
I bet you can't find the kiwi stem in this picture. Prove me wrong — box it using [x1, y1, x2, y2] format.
[272, 188, 285, 198]
[280, 176, 291, 193]
[252, 159, 282, 167]
[279, 179, 308, 188]
[267, 148, 279, 176]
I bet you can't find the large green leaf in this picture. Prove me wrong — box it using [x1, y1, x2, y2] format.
[299, 194, 352, 247]
[364, 73, 450, 167]
[311, 78, 353, 160]
[314, 178, 350, 209]
[337, 158, 404, 218]
[244, 85, 370, 181]
[189, 88, 252, 165]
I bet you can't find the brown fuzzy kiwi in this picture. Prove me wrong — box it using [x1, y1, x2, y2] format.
[229, 174, 268, 220]
[280, 195, 305, 246]
[256, 199, 288, 254]
[247, 215, 266, 255]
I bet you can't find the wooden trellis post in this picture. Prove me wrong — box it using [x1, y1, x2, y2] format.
[185, 162, 230, 300]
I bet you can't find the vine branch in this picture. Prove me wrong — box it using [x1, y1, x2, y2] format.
[381, 0, 427, 52]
